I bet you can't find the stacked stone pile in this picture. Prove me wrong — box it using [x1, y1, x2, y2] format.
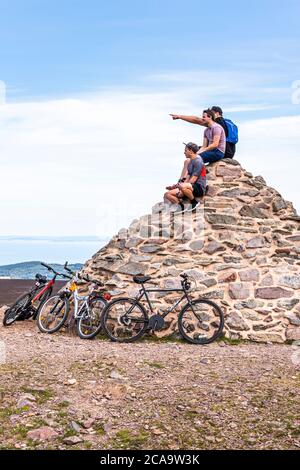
[83, 159, 300, 342]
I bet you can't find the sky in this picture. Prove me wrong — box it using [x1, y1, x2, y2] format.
[0, 0, 300, 237]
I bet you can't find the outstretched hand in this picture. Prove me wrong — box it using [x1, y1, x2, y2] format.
[170, 114, 180, 120]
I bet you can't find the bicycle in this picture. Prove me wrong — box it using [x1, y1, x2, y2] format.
[36, 262, 111, 338]
[100, 273, 224, 344]
[2, 262, 67, 326]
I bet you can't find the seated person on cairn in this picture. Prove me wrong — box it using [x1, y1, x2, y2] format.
[164, 142, 206, 212]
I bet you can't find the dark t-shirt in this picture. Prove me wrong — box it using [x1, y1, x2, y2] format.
[215, 117, 236, 159]
[187, 156, 206, 191]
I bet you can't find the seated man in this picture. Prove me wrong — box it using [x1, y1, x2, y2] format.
[199, 109, 226, 163]
[171, 108, 227, 178]
[164, 142, 206, 212]
[170, 105, 237, 160]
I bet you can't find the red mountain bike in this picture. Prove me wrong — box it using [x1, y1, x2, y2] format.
[2, 262, 70, 326]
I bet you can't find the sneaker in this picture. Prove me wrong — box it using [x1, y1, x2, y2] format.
[186, 200, 200, 212]
[176, 202, 186, 213]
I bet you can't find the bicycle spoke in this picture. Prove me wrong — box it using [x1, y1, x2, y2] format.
[179, 300, 224, 344]
[103, 299, 148, 342]
[78, 298, 106, 338]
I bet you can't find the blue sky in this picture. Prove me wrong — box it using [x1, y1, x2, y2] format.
[0, 0, 300, 237]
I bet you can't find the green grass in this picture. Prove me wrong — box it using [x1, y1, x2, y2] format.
[144, 360, 165, 369]
[0, 406, 29, 419]
[112, 429, 149, 450]
[21, 387, 53, 404]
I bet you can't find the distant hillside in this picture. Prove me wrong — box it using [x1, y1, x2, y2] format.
[0, 261, 83, 279]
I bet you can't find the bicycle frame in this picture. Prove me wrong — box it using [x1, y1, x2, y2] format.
[32, 279, 55, 303]
[71, 286, 90, 319]
[68, 280, 102, 320]
[132, 284, 194, 318]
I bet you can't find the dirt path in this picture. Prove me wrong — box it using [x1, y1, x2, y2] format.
[0, 320, 299, 450]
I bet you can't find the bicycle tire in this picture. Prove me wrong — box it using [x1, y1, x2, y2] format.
[101, 297, 149, 343]
[36, 294, 70, 334]
[77, 296, 107, 340]
[3, 293, 32, 326]
[178, 298, 224, 345]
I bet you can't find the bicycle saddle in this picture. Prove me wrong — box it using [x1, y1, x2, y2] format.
[35, 273, 47, 283]
[133, 275, 151, 284]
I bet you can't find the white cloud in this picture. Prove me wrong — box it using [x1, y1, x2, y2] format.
[0, 84, 299, 237]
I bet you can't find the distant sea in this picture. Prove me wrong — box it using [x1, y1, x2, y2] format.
[0, 236, 109, 265]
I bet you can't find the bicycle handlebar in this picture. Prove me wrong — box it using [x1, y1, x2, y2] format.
[41, 262, 72, 279]
[63, 262, 104, 286]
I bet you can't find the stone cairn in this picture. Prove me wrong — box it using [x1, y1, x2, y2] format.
[83, 159, 300, 343]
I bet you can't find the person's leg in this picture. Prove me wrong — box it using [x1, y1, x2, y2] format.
[201, 149, 224, 164]
[180, 183, 194, 201]
[164, 189, 181, 205]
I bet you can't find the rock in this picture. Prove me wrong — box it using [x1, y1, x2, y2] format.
[219, 188, 259, 198]
[226, 311, 250, 331]
[246, 237, 265, 248]
[202, 290, 225, 299]
[287, 235, 300, 242]
[234, 299, 257, 309]
[216, 165, 241, 177]
[285, 313, 300, 326]
[278, 275, 300, 290]
[272, 197, 287, 212]
[110, 370, 125, 381]
[66, 378, 77, 385]
[82, 418, 95, 429]
[204, 241, 225, 255]
[206, 213, 237, 225]
[277, 299, 299, 310]
[249, 333, 284, 343]
[63, 436, 83, 445]
[239, 205, 268, 219]
[125, 237, 143, 248]
[17, 394, 36, 408]
[140, 244, 164, 253]
[218, 271, 237, 283]
[200, 278, 217, 288]
[129, 254, 152, 262]
[255, 287, 294, 299]
[200, 358, 211, 364]
[229, 283, 251, 300]
[189, 240, 204, 251]
[238, 269, 260, 282]
[183, 269, 205, 281]
[117, 262, 146, 275]
[260, 274, 273, 286]
[0, 305, 9, 316]
[27, 427, 59, 441]
[286, 327, 300, 341]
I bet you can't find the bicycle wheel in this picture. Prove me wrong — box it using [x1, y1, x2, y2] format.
[101, 297, 149, 342]
[77, 296, 107, 340]
[37, 294, 69, 333]
[178, 299, 224, 344]
[3, 293, 31, 326]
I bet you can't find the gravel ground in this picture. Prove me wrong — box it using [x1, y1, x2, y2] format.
[0, 320, 299, 450]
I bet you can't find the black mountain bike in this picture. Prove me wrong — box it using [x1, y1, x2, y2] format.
[2, 262, 69, 326]
[100, 273, 224, 344]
